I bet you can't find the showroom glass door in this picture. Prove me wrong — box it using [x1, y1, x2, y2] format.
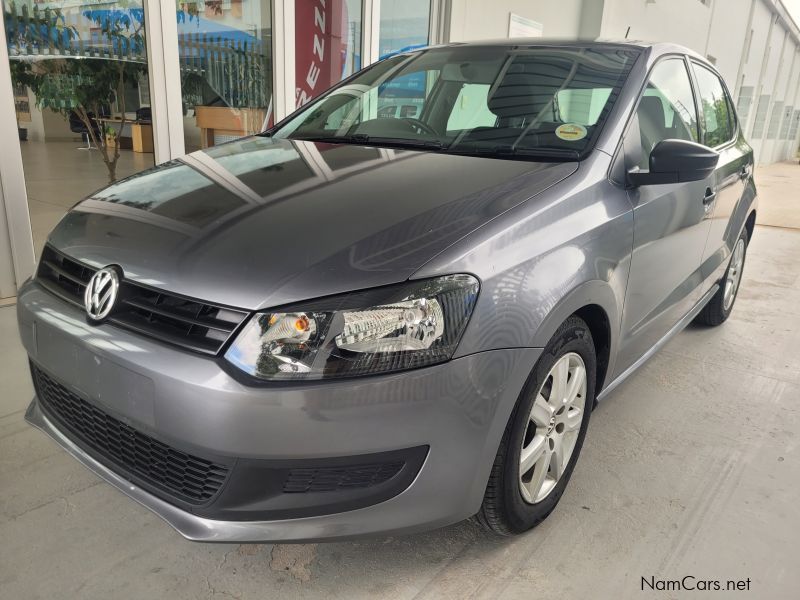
[379, 0, 430, 58]
[175, 0, 274, 151]
[2, 0, 155, 257]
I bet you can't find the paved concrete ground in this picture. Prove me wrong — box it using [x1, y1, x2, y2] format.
[1, 223, 798, 599]
[755, 160, 800, 229]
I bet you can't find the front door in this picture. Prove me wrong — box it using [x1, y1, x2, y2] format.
[615, 57, 713, 376]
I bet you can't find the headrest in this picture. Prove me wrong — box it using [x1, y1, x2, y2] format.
[487, 59, 574, 121]
[637, 96, 666, 127]
[487, 63, 539, 120]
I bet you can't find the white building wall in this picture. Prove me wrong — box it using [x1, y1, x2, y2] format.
[704, 0, 752, 85]
[598, 0, 712, 50]
[447, 0, 583, 42]
[733, 0, 774, 138]
[763, 39, 796, 162]
[778, 46, 800, 159]
[750, 16, 785, 161]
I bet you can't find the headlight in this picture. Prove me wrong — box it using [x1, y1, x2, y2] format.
[224, 274, 479, 380]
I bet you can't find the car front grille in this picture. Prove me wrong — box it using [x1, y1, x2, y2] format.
[282, 462, 405, 493]
[31, 363, 230, 505]
[36, 245, 249, 355]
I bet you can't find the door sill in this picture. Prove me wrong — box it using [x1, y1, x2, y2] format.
[596, 283, 719, 403]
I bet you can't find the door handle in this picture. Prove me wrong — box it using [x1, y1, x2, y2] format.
[703, 187, 717, 206]
[739, 165, 751, 180]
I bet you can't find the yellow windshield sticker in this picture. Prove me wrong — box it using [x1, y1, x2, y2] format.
[555, 124, 588, 142]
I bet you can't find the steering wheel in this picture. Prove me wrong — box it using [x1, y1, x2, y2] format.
[401, 118, 439, 137]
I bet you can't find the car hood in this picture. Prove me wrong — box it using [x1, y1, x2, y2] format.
[48, 137, 577, 310]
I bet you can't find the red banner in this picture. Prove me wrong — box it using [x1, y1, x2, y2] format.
[295, 0, 348, 108]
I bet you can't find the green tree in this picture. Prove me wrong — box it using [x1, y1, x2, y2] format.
[34, 58, 146, 183]
[8, 60, 37, 131]
[7, 3, 148, 183]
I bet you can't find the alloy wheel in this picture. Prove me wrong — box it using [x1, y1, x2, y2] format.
[723, 237, 746, 311]
[519, 352, 587, 504]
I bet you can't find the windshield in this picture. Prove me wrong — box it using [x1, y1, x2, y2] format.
[273, 45, 641, 160]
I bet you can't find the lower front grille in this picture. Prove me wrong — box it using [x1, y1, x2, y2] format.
[283, 462, 405, 493]
[31, 364, 230, 505]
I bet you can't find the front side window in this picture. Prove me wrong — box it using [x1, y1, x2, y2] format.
[692, 63, 735, 147]
[274, 45, 641, 160]
[635, 58, 699, 168]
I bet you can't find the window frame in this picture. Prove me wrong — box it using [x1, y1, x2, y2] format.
[688, 58, 740, 150]
[613, 53, 703, 181]
[272, 45, 643, 160]
[651, 55, 703, 146]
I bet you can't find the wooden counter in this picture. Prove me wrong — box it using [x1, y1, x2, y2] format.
[132, 122, 154, 153]
[195, 106, 267, 148]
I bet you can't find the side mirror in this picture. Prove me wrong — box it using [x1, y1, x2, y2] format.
[628, 139, 719, 187]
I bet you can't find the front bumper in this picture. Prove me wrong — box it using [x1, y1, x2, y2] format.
[19, 282, 541, 542]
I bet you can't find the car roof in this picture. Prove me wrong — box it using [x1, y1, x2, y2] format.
[423, 38, 707, 64]
[445, 38, 650, 48]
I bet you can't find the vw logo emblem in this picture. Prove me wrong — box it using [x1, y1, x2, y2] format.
[84, 267, 120, 321]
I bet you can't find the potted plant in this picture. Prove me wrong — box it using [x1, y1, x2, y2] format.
[105, 128, 118, 149]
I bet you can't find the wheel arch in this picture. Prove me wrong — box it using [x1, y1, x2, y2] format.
[530, 280, 620, 398]
[744, 209, 756, 241]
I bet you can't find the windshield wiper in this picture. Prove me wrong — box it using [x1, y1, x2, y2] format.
[289, 134, 444, 151]
[447, 144, 581, 161]
[365, 136, 444, 150]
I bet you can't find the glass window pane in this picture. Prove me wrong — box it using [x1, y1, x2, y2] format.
[692, 63, 734, 147]
[379, 0, 430, 59]
[176, 1, 274, 151]
[447, 84, 496, 130]
[3, 0, 154, 256]
[377, 71, 432, 120]
[276, 46, 641, 159]
[556, 88, 613, 126]
[636, 59, 699, 167]
[295, 0, 362, 108]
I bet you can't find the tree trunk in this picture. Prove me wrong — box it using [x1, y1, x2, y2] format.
[106, 64, 127, 184]
[74, 65, 130, 185]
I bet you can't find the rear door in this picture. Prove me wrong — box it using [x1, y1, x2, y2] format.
[690, 61, 753, 290]
[615, 56, 713, 376]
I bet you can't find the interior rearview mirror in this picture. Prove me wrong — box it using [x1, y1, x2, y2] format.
[628, 138, 720, 187]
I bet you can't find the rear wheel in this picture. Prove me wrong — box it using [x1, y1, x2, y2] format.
[476, 316, 595, 535]
[694, 228, 748, 326]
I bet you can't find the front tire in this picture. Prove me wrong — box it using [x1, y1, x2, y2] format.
[476, 316, 596, 535]
[694, 228, 749, 326]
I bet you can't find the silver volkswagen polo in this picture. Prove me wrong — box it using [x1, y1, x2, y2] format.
[18, 40, 756, 542]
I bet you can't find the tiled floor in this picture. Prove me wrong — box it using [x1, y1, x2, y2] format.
[1, 225, 799, 599]
[20, 139, 153, 256]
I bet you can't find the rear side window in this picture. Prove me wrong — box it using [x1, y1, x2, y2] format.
[692, 63, 735, 147]
[635, 58, 699, 168]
